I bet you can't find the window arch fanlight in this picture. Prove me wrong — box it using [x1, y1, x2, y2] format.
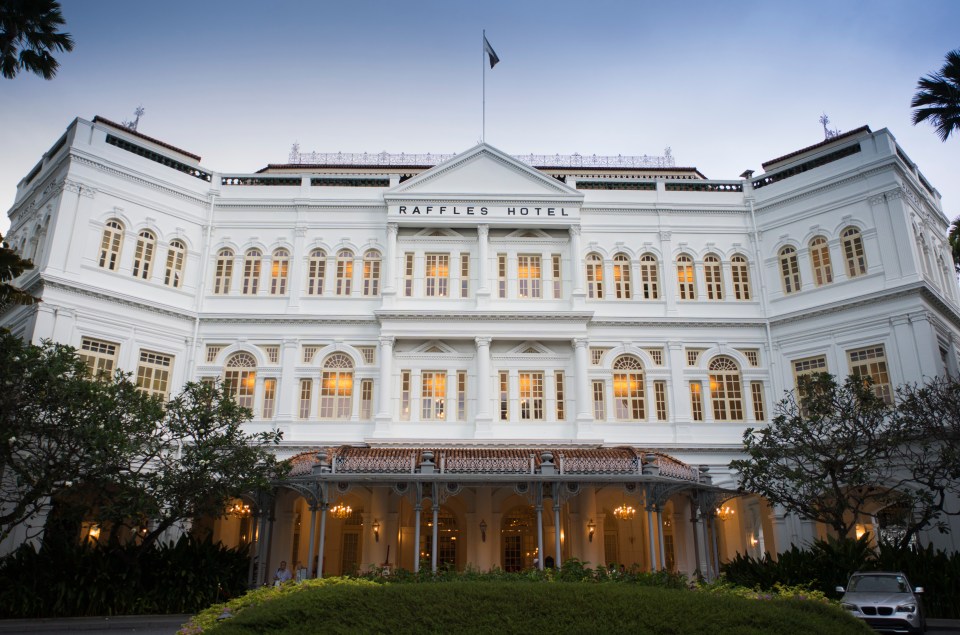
[320, 353, 354, 419]
[336, 249, 354, 296]
[808, 236, 833, 286]
[308, 248, 326, 295]
[98, 219, 124, 271]
[243, 249, 263, 295]
[363, 249, 381, 297]
[270, 248, 289, 295]
[676, 254, 695, 300]
[585, 252, 604, 299]
[224, 352, 257, 409]
[612, 355, 645, 420]
[703, 253, 723, 300]
[841, 226, 867, 278]
[612, 252, 632, 299]
[730, 254, 751, 300]
[708, 355, 743, 421]
[639, 253, 659, 299]
[132, 230, 156, 280]
[778, 246, 801, 294]
[214, 248, 234, 294]
[164, 239, 186, 288]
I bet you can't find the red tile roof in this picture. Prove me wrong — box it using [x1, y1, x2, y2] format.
[761, 126, 871, 171]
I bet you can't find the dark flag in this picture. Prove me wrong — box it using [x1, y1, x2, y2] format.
[484, 35, 500, 69]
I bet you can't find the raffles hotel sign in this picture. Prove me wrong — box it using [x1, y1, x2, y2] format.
[388, 203, 581, 223]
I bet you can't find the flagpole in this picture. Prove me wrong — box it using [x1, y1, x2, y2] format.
[482, 29, 486, 142]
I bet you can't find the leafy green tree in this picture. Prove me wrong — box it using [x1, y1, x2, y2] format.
[911, 49, 960, 142]
[0, 333, 162, 544]
[0, 233, 37, 309]
[0, 0, 74, 80]
[85, 380, 284, 552]
[949, 217, 960, 274]
[730, 373, 900, 541]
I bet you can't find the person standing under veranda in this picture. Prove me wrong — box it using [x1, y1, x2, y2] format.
[274, 560, 292, 585]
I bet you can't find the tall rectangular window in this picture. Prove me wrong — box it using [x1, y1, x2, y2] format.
[751, 381, 766, 421]
[400, 370, 411, 421]
[457, 371, 467, 421]
[519, 371, 544, 420]
[336, 250, 353, 296]
[308, 250, 326, 295]
[654, 380, 668, 421]
[586, 254, 603, 299]
[136, 350, 173, 399]
[731, 255, 751, 300]
[425, 254, 449, 297]
[690, 382, 703, 421]
[499, 371, 510, 420]
[270, 250, 289, 295]
[363, 251, 380, 296]
[403, 253, 415, 297]
[792, 355, 828, 396]
[676, 255, 695, 300]
[360, 379, 373, 420]
[639, 255, 659, 299]
[592, 380, 606, 420]
[555, 371, 565, 421]
[164, 240, 186, 288]
[704, 256, 723, 300]
[242, 251, 261, 295]
[299, 379, 312, 419]
[498, 254, 507, 298]
[421, 371, 447, 420]
[552, 254, 562, 299]
[613, 254, 632, 299]
[848, 345, 891, 403]
[262, 378, 276, 419]
[517, 255, 542, 299]
[79, 338, 119, 378]
[214, 250, 233, 295]
[460, 253, 470, 298]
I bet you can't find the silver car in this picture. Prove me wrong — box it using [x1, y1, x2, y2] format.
[837, 572, 926, 634]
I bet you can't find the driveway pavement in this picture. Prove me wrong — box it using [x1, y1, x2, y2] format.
[0, 615, 191, 635]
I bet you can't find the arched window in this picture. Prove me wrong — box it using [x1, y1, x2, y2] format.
[704, 253, 723, 300]
[363, 249, 381, 296]
[336, 249, 354, 296]
[730, 254, 751, 300]
[214, 248, 234, 294]
[242, 249, 262, 295]
[809, 236, 833, 286]
[132, 230, 156, 280]
[841, 227, 867, 277]
[320, 353, 354, 419]
[270, 248, 289, 295]
[420, 505, 459, 569]
[709, 356, 743, 421]
[164, 239, 186, 288]
[613, 253, 632, 299]
[639, 254, 659, 299]
[308, 248, 326, 295]
[224, 352, 257, 409]
[676, 254, 695, 300]
[98, 219, 124, 271]
[778, 246, 801, 294]
[613, 355, 645, 420]
[585, 253, 603, 299]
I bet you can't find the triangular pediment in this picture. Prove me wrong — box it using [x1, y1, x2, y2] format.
[507, 341, 554, 356]
[415, 227, 464, 238]
[410, 340, 457, 355]
[385, 143, 583, 200]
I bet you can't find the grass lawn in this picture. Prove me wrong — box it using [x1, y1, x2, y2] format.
[185, 578, 872, 635]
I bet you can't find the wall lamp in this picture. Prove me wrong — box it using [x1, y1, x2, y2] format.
[479, 519, 487, 542]
[373, 520, 380, 543]
[587, 519, 596, 543]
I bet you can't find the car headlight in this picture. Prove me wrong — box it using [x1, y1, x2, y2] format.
[841, 602, 858, 612]
[895, 603, 916, 613]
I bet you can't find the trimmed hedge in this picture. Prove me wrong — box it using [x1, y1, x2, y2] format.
[0, 535, 249, 617]
[180, 578, 869, 635]
[721, 538, 960, 618]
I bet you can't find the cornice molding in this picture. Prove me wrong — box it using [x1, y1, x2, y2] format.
[71, 152, 209, 208]
[42, 276, 196, 321]
[753, 160, 891, 214]
[375, 310, 594, 323]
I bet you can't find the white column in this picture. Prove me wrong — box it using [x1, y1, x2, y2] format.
[288, 226, 306, 309]
[656, 507, 666, 570]
[477, 224, 490, 302]
[374, 336, 394, 436]
[573, 338, 593, 436]
[276, 339, 298, 422]
[413, 502, 422, 573]
[305, 504, 318, 578]
[536, 501, 545, 571]
[383, 223, 398, 295]
[317, 503, 328, 578]
[475, 337, 492, 435]
[569, 226, 584, 298]
[431, 499, 439, 573]
[646, 504, 657, 572]
[553, 498, 562, 568]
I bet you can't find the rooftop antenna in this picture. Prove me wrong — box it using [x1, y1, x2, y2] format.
[122, 106, 145, 132]
[819, 113, 841, 140]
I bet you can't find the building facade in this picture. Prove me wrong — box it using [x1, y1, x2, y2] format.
[3, 117, 959, 580]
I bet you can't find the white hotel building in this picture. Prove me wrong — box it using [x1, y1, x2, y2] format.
[3, 116, 959, 580]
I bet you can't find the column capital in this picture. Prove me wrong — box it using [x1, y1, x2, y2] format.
[475, 336, 492, 347]
[477, 224, 489, 238]
[387, 222, 399, 236]
[569, 225, 581, 237]
[572, 337, 589, 349]
[379, 335, 396, 348]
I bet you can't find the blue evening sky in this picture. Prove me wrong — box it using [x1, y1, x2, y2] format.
[2, 0, 958, 233]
